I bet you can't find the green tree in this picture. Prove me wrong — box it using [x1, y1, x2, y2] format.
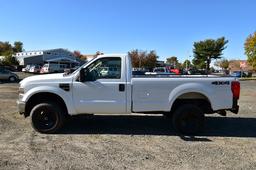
[13, 41, 23, 53]
[166, 56, 181, 68]
[193, 37, 228, 73]
[2, 55, 19, 65]
[182, 59, 191, 69]
[244, 32, 256, 70]
[215, 59, 229, 70]
[0, 41, 23, 65]
[128, 49, 140, 68]
[0, 41, 13, 56]
[144, 50, 158, 69]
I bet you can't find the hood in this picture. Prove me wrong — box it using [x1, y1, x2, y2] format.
[19, 73, 72, 87]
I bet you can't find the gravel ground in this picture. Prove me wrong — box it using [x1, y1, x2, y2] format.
[0, 80, 256, 170]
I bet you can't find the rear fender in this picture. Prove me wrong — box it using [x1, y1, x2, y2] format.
[168, 83, 213, 111]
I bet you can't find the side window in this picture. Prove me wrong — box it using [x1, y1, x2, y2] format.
[86, 57, 121, 80]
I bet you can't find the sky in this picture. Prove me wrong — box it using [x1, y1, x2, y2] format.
[0, 0, 256, 62]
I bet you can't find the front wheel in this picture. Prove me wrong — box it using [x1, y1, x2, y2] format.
[172, 104, 205, 135]
[30, 103, 65, 133]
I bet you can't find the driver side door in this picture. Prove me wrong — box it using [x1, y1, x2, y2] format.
[72, 57, 127, 114]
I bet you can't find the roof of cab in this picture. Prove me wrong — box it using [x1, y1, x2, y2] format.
[97, 54, 127, 58]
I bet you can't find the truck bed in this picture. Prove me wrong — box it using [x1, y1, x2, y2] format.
[131, 76, 235, 113]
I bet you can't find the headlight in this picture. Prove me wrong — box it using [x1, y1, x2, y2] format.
[18, 87, 24, 101]
[19, 93, 24, 101]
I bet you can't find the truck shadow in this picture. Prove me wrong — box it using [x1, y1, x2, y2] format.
[61, 115, 256, 139]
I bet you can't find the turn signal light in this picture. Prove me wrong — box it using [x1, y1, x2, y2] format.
[231, 81, 240, 100]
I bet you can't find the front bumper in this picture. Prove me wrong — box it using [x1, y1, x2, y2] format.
[17, 100, 25, 115]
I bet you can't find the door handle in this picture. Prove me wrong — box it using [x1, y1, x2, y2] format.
[119, 84, 125, 92]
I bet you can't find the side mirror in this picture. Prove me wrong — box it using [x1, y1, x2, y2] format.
[79, 68, 97, 82]
[79, 68, 86, 82]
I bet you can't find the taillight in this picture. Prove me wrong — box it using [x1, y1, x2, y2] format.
[231, 81, 240, 99]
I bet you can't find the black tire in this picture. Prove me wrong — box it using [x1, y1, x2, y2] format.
[163, 112, 173, 119]
[172, 104, 204, 135]
[9, 76, 16, 82]
[30, 103, 65, 133]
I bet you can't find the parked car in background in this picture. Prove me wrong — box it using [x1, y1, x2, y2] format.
[0, 68, 19, 82]
[99, 67, 121, 78]
[153, 67, 169, 73]
[132, 70, 146, 76]
[145, 67, 176, 75]
[231, 71, 243, 78]
[186, 68, 207, 75]
[14, 65, 24, 72]
[64, 65, 81, 74]
[99, 67, 109, 77]
[29, 65, 41, 74]
[22, 65, 31, 72]
[166, 66, 180, 75]
[40, 63, 67, 73]
[230, 71, 252, 78]
[0, 65, 17, 72]
[170, 68, 180, 75]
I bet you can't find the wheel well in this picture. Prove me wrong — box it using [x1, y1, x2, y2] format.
[24, 92, 68, 117]
[171, 92, 213, 114]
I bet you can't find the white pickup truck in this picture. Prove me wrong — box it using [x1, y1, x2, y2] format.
[17, 54, 240, 134]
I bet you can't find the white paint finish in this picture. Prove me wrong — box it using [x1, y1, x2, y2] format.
[21, 85, 76, 115]
[72, 81, 127, 114]
[131, 77, 234, 112]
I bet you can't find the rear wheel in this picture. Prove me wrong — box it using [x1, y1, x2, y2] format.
[172, 104, 204, 135]
[30, 103, 65, 133]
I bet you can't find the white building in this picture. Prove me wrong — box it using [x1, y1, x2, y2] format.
[15, 48, 83, 66]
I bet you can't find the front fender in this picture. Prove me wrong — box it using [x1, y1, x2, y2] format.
[22, 86, 76, 115]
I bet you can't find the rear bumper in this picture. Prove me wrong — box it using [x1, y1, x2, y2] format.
[17, 100, 25, 115]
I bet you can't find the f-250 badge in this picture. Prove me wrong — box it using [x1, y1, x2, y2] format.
[211, 81, 230, 85]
